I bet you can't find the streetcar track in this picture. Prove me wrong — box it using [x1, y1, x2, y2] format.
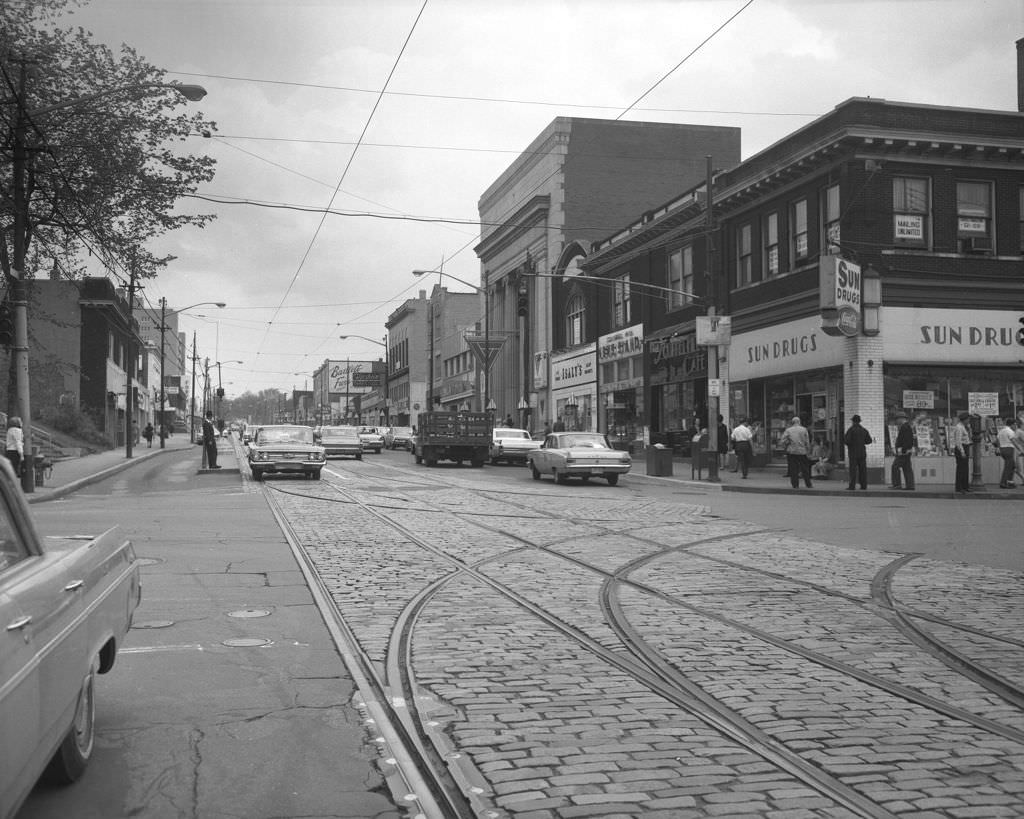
[255, 452, 1024, 817]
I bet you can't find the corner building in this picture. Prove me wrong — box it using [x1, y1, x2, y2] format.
[583, 96, 1024, 483]
[475, 117, 741, 432]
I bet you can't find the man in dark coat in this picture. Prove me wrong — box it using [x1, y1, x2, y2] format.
[202, 410, 220, 469]
[844, 414, 873, 490]
[890, 412, 916, 490]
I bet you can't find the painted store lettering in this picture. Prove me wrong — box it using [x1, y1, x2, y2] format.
[919, 325, 1015, 346]
[746, 333, 818, 364]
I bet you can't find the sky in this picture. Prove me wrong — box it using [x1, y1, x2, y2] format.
[55, 0, 1023, 397]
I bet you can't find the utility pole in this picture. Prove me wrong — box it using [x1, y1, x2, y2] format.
[704, 155, 720, 482]
[189, 331, 198, 443]
[10, 60, 34, 491]
[124, 267, 139, 459]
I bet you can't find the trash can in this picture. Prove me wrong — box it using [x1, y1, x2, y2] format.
[646, 445, 674, 477]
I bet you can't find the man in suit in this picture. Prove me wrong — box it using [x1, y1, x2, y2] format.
[202, 410, 220, 469]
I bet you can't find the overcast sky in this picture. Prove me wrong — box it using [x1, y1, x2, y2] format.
[58, 0, 1022, 397]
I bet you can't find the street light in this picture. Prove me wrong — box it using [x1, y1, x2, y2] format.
[339, 334, 389, 425]
[412, 269, 491, 415]
[159, 300, 224, 448]
[6, 70, 208, 487]
[214, 360, 243, 424]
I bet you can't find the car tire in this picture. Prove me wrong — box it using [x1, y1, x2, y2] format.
[555, 470, 568, 484]
[252, 468, 263, 482]
[530, 462, 541, 480]
[471, 456, 484, 468]
[312, 470, 322, 480]
[606, 473, 620, 486]
[414, 451, 422, 464]
[45, 659, 97, 784]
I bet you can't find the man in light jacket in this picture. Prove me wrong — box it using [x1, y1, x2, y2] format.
[779, 416, 812, 489]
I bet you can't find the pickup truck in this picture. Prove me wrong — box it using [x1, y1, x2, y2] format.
[0, 459, 141, 818]
[412, 411, 492, 468]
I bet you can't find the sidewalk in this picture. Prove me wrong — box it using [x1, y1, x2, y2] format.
[630, 451, 1024, 499]
[24, 437, 1022, 502]
[27, 434, 239, 504]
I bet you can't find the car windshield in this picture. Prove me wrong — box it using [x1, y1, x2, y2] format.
[320, 427, 359, 440]
[555, 433, 609, 449]
[494, 428, 530, 440]
[259, 427, 314, 444]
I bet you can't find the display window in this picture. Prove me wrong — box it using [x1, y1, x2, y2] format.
[883, 364, 1023, 457]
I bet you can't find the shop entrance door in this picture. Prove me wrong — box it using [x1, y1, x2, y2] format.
[797, 392, 829, 452]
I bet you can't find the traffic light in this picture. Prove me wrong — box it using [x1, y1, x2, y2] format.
[0, 300, 12, 347]
[517, 285, 528, 317]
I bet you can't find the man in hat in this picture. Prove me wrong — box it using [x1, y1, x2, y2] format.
[890, 412, 916, 490]
[844, 414, 873, 490]
[950, 411, 972, 493]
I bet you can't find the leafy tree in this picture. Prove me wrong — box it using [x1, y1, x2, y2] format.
[1, 0, 218, 284]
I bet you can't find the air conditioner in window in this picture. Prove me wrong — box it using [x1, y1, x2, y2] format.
[963, 236, 993, 253]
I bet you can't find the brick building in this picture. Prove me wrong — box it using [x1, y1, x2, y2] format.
[581, 96, 1024, 483]
[475, 117, 741, 432]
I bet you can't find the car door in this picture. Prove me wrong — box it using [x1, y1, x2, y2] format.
[0, 492, 81, 811]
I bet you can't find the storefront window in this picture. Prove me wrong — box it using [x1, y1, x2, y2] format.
[884, 364, 1023, 457]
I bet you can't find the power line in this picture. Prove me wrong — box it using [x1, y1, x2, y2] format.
[168, 70, 814, 119]
[617, 0, 756, 120]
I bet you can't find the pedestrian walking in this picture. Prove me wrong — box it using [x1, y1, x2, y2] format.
[996, 418, 1017, 488]
[844, 414, 873, 490]
[950, 412, 972, 493]
[730, 417, 753, 478]
[779, 416, 812, 489]
[5, 416, 23, 478]
[890, 412, 916, 490]
[202, 410, 221, 469]
[143, 422, 155, 448]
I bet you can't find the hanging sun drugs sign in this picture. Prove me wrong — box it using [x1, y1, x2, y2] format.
[819, 256, 862, 337]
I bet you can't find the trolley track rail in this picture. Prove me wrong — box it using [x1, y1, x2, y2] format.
[257, 453, 1024, 817]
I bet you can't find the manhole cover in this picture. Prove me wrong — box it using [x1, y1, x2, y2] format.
[133, 620, 174, 629]
[227, 608, 272, 618]
[223, 637, 272, 647]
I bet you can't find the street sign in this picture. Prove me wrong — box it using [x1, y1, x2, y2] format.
[465, 333, 507, 369]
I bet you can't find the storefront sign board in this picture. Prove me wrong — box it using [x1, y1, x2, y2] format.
[598, 324, 644, 363]
[902, 390, 934, 409]
[882, 308, 1024, 364]
[968, 392, 999, 416]
[819, 255, 862, 337]
[730, 315, 846, 381]
[551, 345, 596, 390]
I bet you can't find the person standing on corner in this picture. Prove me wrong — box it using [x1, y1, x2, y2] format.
[996, 417, 1018, 489]
[202, 410, 221, 469]
[950, 411, 972, 494]
[890, 412, 916, 490]
[779, 416, 812, 489]
[730, 417, 754, 478]
[844, 414, 873, 490]
[5, 416, 23, 478]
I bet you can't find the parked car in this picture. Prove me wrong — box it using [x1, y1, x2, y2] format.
[357, 426, 385, 454]
[0, 458, 141, 817]
[247, 424, 326, 481]
[489, 426, 542, 465]
[527, 431, 631, 486]
[385, 426, 415, 450]
[318, 426, 363, 460]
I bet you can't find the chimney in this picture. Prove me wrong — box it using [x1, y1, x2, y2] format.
[1018, 37, 1024, 112]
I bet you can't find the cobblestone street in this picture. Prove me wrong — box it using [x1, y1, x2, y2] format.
[269, 460, 1024, 818]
